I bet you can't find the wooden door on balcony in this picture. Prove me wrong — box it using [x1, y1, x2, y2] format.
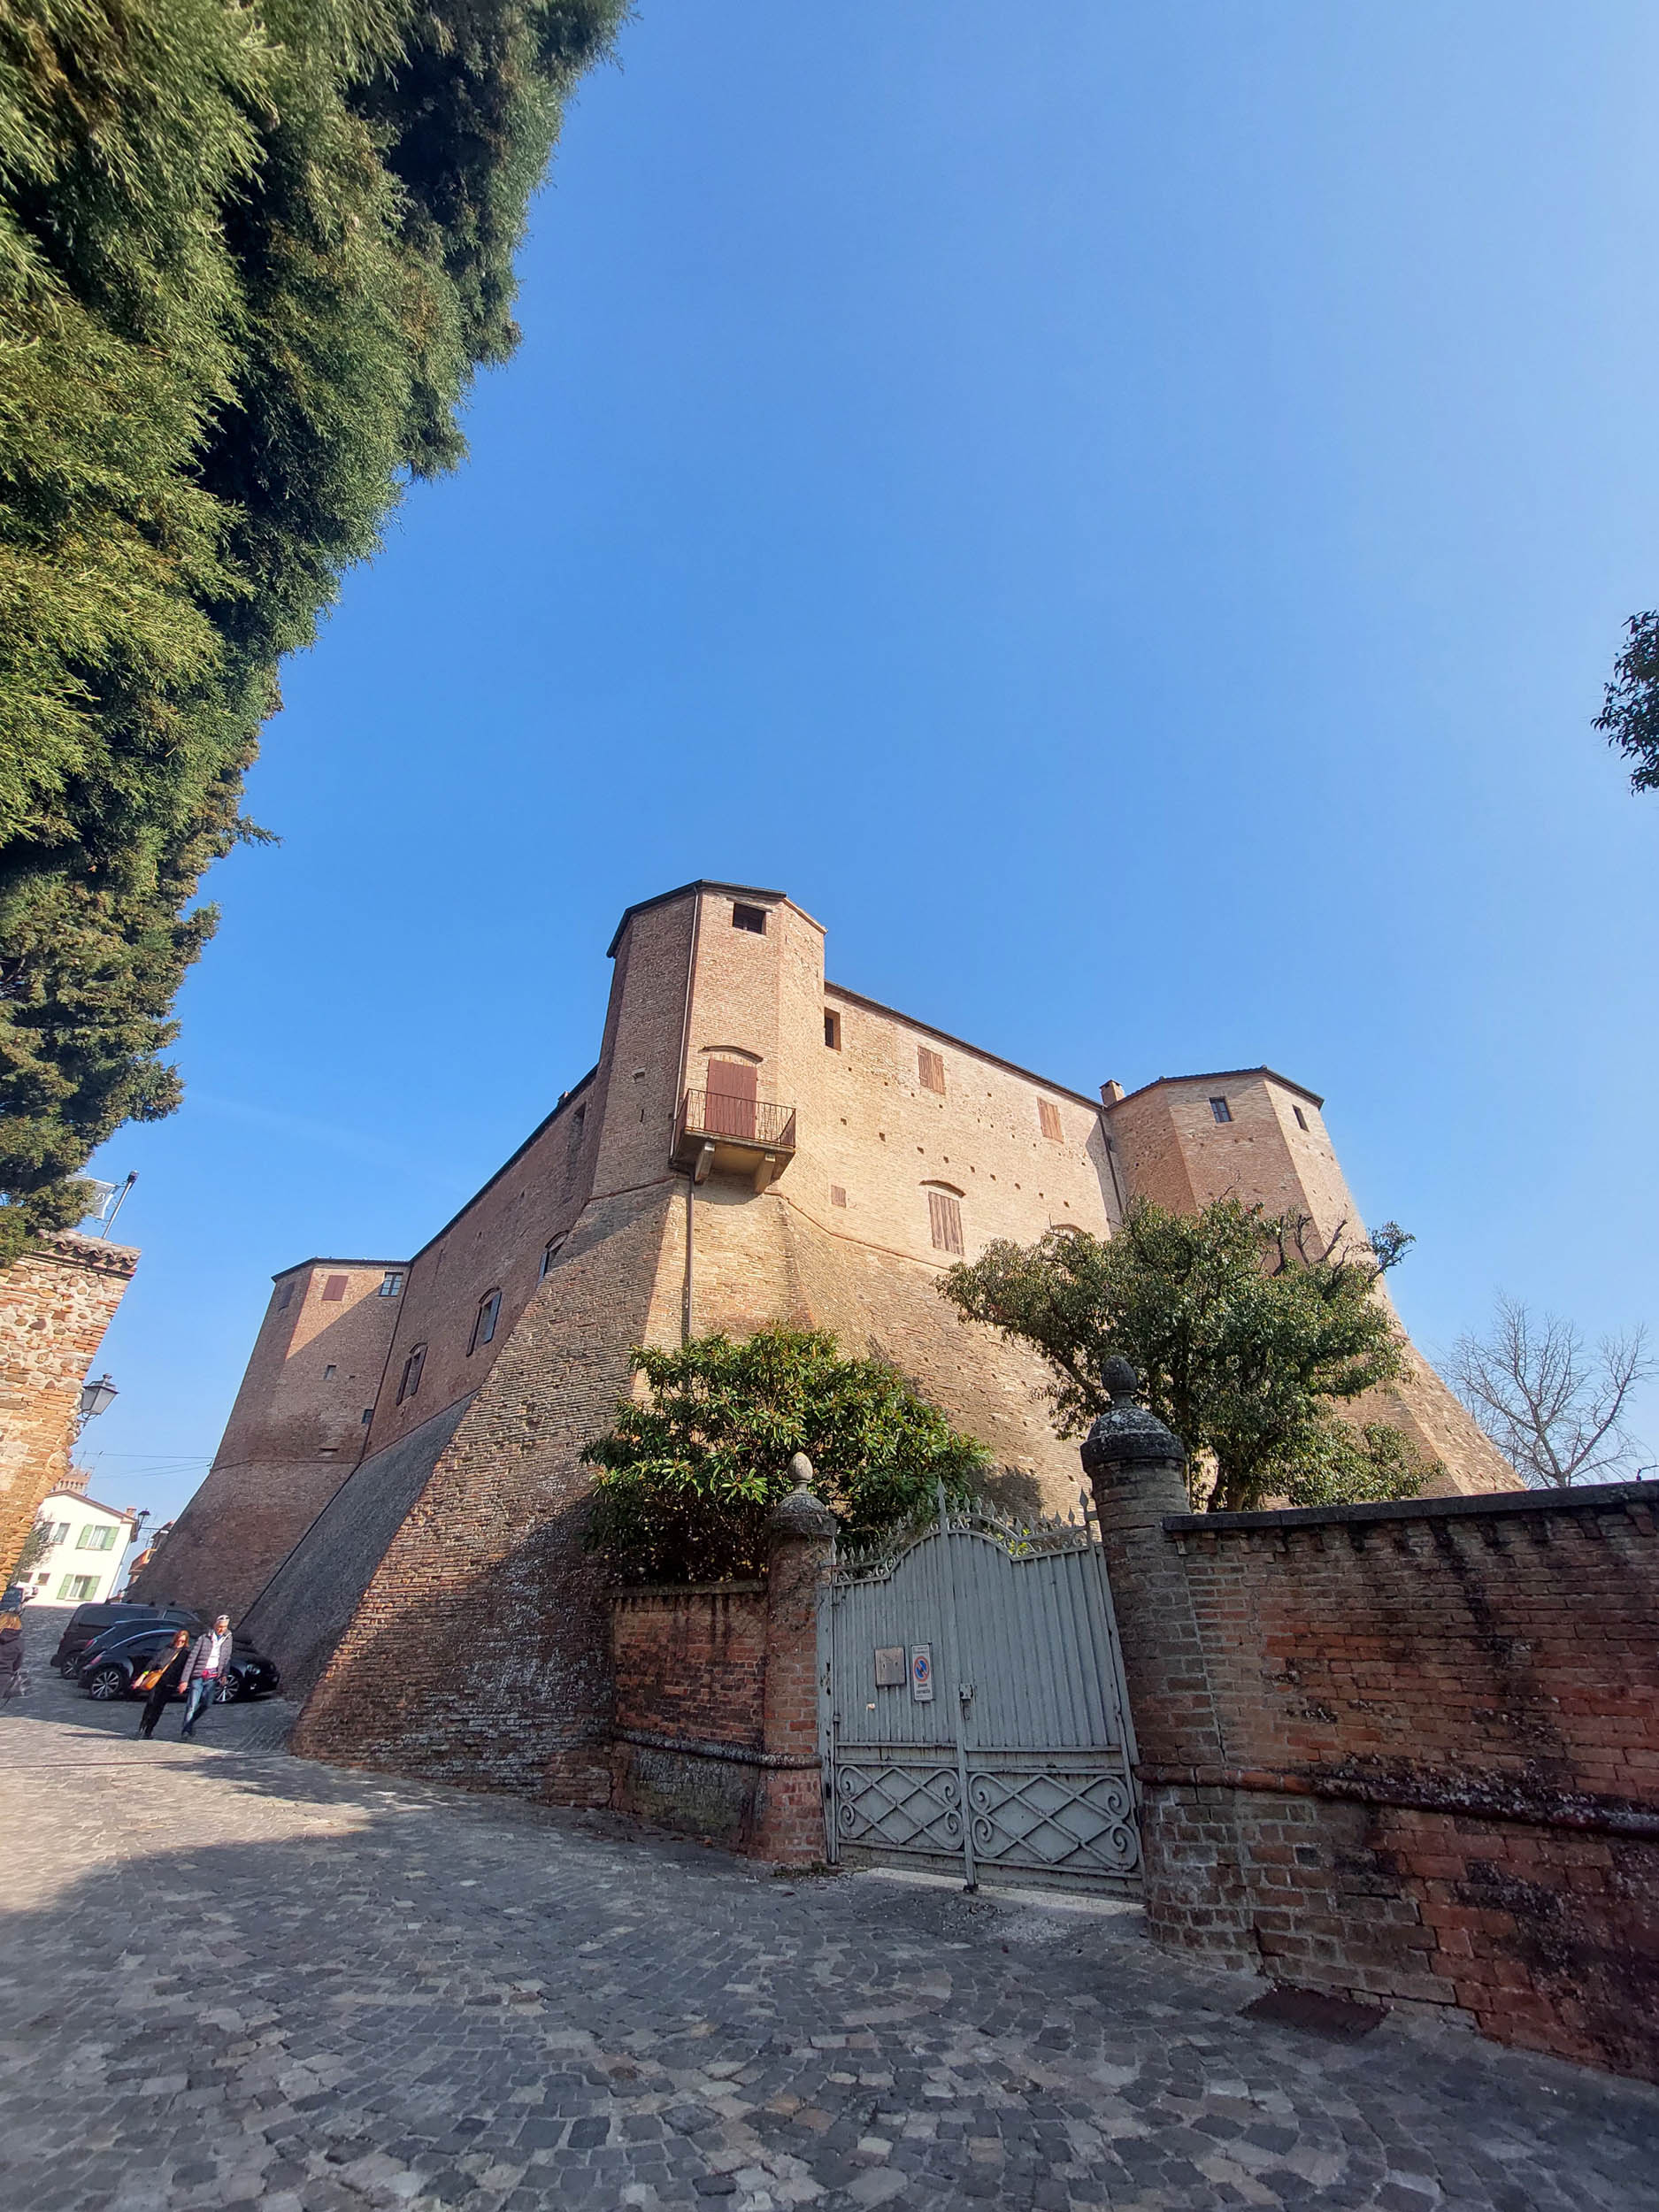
[705, 1058, 757, 1140]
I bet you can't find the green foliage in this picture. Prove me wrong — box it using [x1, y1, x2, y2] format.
[940, 1198, 1434, 1513]
[1595, 611, 1659, 794]
[0, 0, 624, 1249]
[9, 1512, 51, 1584]
[580, 1328, 992, 1585]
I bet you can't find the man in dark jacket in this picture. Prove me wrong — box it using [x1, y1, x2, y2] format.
[179, 1616, 234, 1737]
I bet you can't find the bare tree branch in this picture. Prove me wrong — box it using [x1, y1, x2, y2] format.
[1447, 1295, 1655, 1488]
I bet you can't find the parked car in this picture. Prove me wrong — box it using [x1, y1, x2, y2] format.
[78, 1625, 279, 1703]
[69, 1613, 204, 1680]
[51, 1602, 197, 1675]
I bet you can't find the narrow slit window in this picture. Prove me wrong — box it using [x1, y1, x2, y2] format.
[830, 1185, 847, 1210]
[469, 1289, 502, 1355]
[927, 1189, 964, 1256]
[396, 1346, 426, 1404]
[1209, 1097, 1232, 1125]
[323, 1364, 337, 1381]
[732, 902, 767, 934]
[918, 1047, 945, 1095]
[1038, 1099, 1064, 1142]
[361, 1407, 373, 1425]
[824, 1010, 841, 1049]
[321, 1273, 348, 1302]
[539, 1236, 565, 1280]
[1293, 1105, 1309, 1131]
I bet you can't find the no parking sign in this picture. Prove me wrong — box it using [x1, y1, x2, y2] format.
[909, 1644, 933, 1702]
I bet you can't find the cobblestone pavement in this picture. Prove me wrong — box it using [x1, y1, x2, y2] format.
[3, 1609, 1655, 2211]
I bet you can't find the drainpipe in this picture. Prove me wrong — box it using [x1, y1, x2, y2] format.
[674, 891, 703, 1344]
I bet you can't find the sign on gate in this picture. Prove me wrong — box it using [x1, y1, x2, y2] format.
[818, 1489, 1141, 1891]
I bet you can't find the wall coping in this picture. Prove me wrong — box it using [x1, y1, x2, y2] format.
[611, 1724, 817, 1770]
[1163, 1476, 1659, 1540]
[27, 1233, 140, 1279]
[610, 1580, 766, 1601]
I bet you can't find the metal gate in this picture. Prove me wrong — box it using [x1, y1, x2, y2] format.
[819, 1490, 1141, 1891]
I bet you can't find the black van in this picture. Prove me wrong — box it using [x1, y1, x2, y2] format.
[51, 1602, 198, 1675]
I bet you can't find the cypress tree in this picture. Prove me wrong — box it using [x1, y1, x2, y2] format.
[0, 0, 623, 1258]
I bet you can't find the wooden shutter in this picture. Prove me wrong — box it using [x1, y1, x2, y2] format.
[927, 1190, 964, 1255]
[1039, 1099, 1063, 1141]
[321, 1273, 348, 1302]
[918, 1047, 945, 1095]
[705, 1057, 757, 1139]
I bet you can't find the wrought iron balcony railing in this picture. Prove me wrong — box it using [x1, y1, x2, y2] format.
[673, 1088, 797, 1190]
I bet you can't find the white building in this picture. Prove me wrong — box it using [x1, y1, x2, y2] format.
[27, 1490, 137, 1605]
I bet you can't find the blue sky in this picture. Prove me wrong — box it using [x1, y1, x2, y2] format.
[78, 4, 1659, 1528]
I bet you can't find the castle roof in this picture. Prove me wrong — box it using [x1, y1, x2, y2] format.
[1107, 1066, 1325, 1110]
[606, 880, 821, 957]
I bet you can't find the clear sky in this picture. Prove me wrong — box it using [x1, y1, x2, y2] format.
[76, 4, 1659, 1532]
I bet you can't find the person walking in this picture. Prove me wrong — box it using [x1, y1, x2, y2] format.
[133, 1629, 190, 1740]
[179, 1615, 234, 1738]
[0, 1610, 23, 1702]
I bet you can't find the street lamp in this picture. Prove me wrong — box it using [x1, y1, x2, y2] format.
[78, 1374, 118, 1422]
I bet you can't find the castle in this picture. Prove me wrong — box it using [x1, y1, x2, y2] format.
[141, 879, 1514, 1797]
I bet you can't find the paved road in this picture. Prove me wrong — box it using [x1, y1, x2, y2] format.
[3, 1608, 1655, 2212]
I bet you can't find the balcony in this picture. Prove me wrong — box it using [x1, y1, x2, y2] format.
[673, 1088, 797, 1193]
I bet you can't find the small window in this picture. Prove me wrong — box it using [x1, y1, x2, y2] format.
[43, 1522, 69, 1548]
[322, 1273, 349, 1302]
[824, 1010, 841, 1049]
[1038, 1099, 1064, 1142]
[1209, 1098, 1232, 1125]
[1293, 1105, 1309, 1131]
[379, 1271, 403, 1297]
[469, 1290, 502, 1356]
[361, 1407, 373, 1425]
[396, 1346, 426, 1404]
[75, 1524, 116, 1552]
[59, 1574, 99, 1602]
[539, 1235, 566, 1280]
[830, 1185, 847, 1210]
[927, 1190, 964, 1256]
[918, 1047, 945, 1095]
[276, 1281, 294, 1312]
[732, 902, 767, 935]
[323, 1364, 337, 1381]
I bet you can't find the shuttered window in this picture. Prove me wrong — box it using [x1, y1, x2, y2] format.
[918, 1047, 945, 1094]
[927, 1190, 964, 1255]
[732, 902, 767, 934]
[1039, 1099, 1064, 1141]
[469, 1289, 502, 1355]
[396, 1346, 426, 1404]
[830, 1185, 847, 1209]
[276, 1281, 294, 1312]
[322, 1273, 348, 1302]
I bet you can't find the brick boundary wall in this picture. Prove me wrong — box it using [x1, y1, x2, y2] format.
[1086, 1394, 1659, 2082]
[0, 1235, 137, 1584]
[607, 1480, 833, 1864]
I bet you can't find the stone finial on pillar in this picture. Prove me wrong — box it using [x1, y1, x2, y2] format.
[1081, 1359, 1189, 1519]
[752, 1455, 836, 1865]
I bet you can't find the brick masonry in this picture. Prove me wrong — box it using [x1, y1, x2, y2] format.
[168, 880, 1519, 1828]
[0, 1233, 137, 1585]
[1088, 1427, 1659, 2082]
[608, 1489, 833, 1863]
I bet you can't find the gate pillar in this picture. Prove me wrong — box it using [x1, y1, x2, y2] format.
[1082, 1360, 1254, 1966]
[751, 1455, 835, 1865]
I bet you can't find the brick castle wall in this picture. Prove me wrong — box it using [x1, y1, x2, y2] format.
[1092, 1448, 1659, 2081]
[1106, 1072, 1517, 1496]
[134, 1258, 406, 1619]
[0, 1235, 136, 1584]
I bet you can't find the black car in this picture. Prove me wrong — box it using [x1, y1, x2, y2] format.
[79, 1624, 280, 1703]
[70, 1614, 203, 1680]
[51, 1601, 198, 1674]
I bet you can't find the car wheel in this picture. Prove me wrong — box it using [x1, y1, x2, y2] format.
[220, 1670, 247, 1703]
[58, 1658, 81, 1678]
[86, 1664, 127, 1701]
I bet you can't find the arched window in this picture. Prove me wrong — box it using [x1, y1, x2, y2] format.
[924, 1185, 964, 1256]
